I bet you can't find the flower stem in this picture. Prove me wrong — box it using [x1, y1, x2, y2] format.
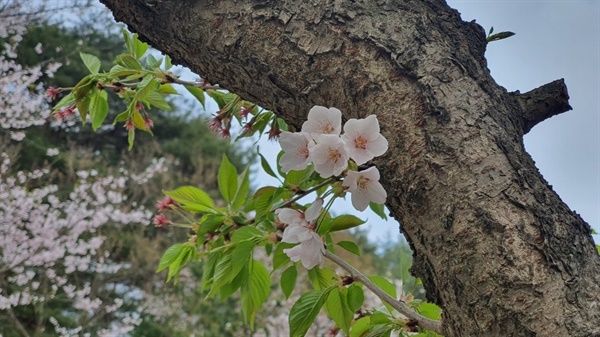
[277, 176, 338, 210]
[324, 250, 443, 334]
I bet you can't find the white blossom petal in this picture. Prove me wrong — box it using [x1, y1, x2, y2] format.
[310, 134, 349, 178]
[304, 198, 323, 223]
[343, 167, 387, 211]
[301, 106, 342, 136]
[283, 232, 325, 269]
[279, 131, 313, 173]
[282, 225, 313, 243]
[341, 115, 388, 165]
[276, 208, 307, 227]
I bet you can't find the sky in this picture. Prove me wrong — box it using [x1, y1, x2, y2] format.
[257, 1, 600, 243]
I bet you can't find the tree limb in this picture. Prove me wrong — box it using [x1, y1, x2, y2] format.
[515, 79, 572, 134]
[324, 250, 443, 334]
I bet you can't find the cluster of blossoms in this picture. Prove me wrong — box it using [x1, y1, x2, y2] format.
[0, 2, 61, 141]
[277, 106, 389, 268]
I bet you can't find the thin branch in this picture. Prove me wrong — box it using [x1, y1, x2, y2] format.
[276, 176, 339, 210]
[324, 250, 444, 334]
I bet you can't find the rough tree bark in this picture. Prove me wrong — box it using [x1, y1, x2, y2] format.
[99, 0, 600, 336]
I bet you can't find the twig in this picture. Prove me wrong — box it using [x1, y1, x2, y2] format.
[276, 176, 339, 210]
[324, 250, 444, 334]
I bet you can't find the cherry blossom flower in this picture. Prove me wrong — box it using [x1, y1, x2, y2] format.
[144, 116, 154, 129]
[279, 131, 312, 173]
[155, 196, 177, 211]
[301, 106, 342, 137]
[342, 167, 387, 211]
[278, 198, 323, 243]
[310, 134, 349, 178]
[153, 214, 172, 227]
[341, 115, 388, 165]
[124, 119, 135, 131]
[283, 231, 325, 269]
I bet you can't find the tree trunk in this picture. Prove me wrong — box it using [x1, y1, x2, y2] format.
[99, 0, 600, 335]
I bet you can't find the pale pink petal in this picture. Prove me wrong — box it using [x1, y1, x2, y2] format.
[310, 134, 348, 178]
[276, 208, 306, 227]
[283, 232, 325, 269]
[342, 167, 387, 211]
[305, 198, 323, 223]
[341, 115, 388, 165]
[302, 106, 342, 136]
[282, 225, 313, 243]
[279, 131, 312, 172]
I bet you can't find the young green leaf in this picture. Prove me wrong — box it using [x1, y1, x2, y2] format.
[79, 52, 101, 74]
[133, 36, 148, 58]
[184, 85, 206, 108]
[368, 276, 397, 314]
[232, 166, 251, 210]
[328, 215, 366, 233]
[156, 243, 184, 273]
[347, 284, 364, 312]
[417, 302, 442, 321]
[281, 265, 298, 299]
[231, 226, 263, 243]
[241, 260, 271, 329]
[326, 288, 353, 335]
[272, 243, 293, 271]
[90, 90, 108, 131]
[337, 241, 361, 257]
[164, 55, 173, 70]
[308, 267, 336, 290]
[259, 151, 279, 180]
[218, 154, 238, 203]
[197, 214, 224, 237]
[487, 31, 516, 43]
[163, 186, 215, 212]
[144, 91, 172, 111]
[350, 316, 371, 337]
[289, 287, 336, 337]
[229, 241, 255, 282]
[369, 202, 388, 221]
[53, 92, 76, 111]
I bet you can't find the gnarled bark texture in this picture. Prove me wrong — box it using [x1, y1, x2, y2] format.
[99, 0, 600, 335]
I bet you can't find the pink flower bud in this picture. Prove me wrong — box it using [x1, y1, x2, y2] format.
[153, 214, 172, 227]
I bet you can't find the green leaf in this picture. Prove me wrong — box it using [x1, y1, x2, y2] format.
[241, 260, 271, 329]
[79, 52, 101, 74]
[156, 243, 183, 272]
[326, 288, 353, 335]
[369, 202, 388, 221]
[198, 214, 224, 237]
[289, 287, 336, 337]
[201, 252, 221, 291]
[167, 243, 196, 283]
[184, 85, 206, 108]
[328, 215, 366, 233]
[230, 241, 254, 282]
[370, 312, 392, 325]
[53, 92, 76, 111]
[164, 55, 173, 70]
[347, 284, 364, 312]
[157, 83, 178, 95]
[116, 53, 142, 70]
[281, 265, 298, 299]
[134, 36, 149, 58]
[308, 267, 336, 290]
[232, 166, 250, 210]
[259, 151, 279, 179]
[337, 241, 361, 256]
[350, 316, 371, 337]
[163, 186, 214, 212]
[135, 75, 160, 101]
[364, 324, 393, 337]
[487, 31, 516, 43]
[488, 26, 494, 36]
[90, 90, 108, 131]
[128, 129, 135, 150]
[273, 243, 293, 271]
[218, 154, 238, 203]
[368, 276, 397, 313]
[144, 91, 172, 111]
[76, 95, 90, 122]
[210, 252, 233, 292]
[145, 54, 161, 69]
[231, 226, 263, 243]
[417, 302, 442, 321]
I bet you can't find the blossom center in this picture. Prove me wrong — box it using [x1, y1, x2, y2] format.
[321, 122, 334, 134]
[357, 175, 370, 189]
[327, 148, 341, 162]
[354, 135, 368, 149]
